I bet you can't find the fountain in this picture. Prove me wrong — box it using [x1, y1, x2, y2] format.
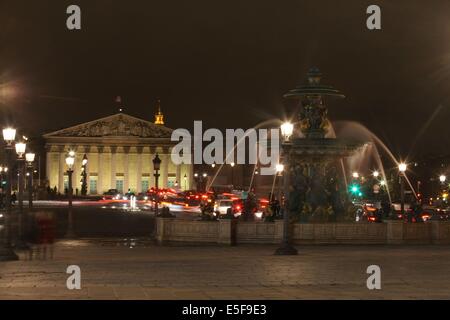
[283, 68, 365, 222]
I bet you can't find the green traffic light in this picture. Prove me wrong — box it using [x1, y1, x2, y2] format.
[350, 184, 359, 194]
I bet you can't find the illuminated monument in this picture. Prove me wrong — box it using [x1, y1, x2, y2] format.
[284, 68, 364, 222]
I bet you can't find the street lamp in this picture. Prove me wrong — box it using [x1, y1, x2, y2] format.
[152, 154, 161, 216]
[3, 128, 16, 146]
[183, 173, 187, 190]
[230, 162, 235, 188]
[280, 122, 294, 142]
[352, 172, 359, 179]
[275, 121, 297, 255]
[398, 162, 407, 218]
[202, 173, 208, 192]
[439, 175, 446, 184]
[25, 153, 35, 210]
[373, 170, 379, 178]
[15, 141, 28, 249]
[81, 154, 88, 196]
[65, 152, 75, 238]
[0, 127, 18, 261]
[276, 164, 284, 174]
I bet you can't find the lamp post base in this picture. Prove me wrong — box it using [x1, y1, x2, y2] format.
[0, 246, 19, 261]
[274, 243, 298, 255]
[14, 240, 30, 251]
[64, 230, 76, 239]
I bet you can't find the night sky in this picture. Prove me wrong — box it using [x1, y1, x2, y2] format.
[1, 0, 450, 162]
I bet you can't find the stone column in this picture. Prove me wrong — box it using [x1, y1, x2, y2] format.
[84, 145, 91, 194]
[111, 146, 117, 190]
[73, 147, 80, 193]
[188, 161, 194, 190]
[149, 147, 155, 188]
[136, 147, 143, 193]
[124, 146, 130, 192]
[97, 147, 104, 194]
[45, 147, 51, 187]
[58, 148, 65, 193]
[162, 148, 169, 188]
[176, 162, 181, 189]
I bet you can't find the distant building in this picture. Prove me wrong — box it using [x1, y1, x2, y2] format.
[43, 102, 193, 194]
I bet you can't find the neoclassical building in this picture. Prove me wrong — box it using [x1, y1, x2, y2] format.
[43, 106, 193, 195]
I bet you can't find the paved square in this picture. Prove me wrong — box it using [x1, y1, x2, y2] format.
[1, 240, 449, 299]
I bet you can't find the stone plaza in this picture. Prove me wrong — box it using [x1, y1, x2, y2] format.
[1, 239, 449, 299]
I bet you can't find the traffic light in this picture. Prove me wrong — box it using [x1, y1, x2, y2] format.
[349, 184, 363, 197]
[350, 184, 359, 194]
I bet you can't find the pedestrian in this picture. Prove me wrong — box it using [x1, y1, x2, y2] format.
[11, 191, 17, 204]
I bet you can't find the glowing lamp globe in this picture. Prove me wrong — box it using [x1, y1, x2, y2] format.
[65, 155, 75, 169]
[15, 142, 26, 158]
[2, 128, 16, 145]
[25, 152, 35, 163]
[280, 122, 294, 141]
[398, 163, 407, 173]
[276, 164, 284, 173]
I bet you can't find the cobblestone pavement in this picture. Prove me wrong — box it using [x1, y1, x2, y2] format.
[1, 240, 449, 299]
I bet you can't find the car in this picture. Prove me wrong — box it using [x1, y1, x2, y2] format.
[214, 199, 243, 216]
[103, 189, 121, 200]
[214, 199, 234, 215]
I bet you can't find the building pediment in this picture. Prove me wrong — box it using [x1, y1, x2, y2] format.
[43, 113, 173, 139]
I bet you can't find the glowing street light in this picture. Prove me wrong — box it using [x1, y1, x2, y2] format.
[380, 180, 386, 186]
[65, 152, 75, 238]
[2, 128, 16, 146]
[15, 142, 26, 158]
[372, 170, 379, 178]
[439, 175, 447, 183]
[398, 162, 407, 217]
[275, 122, 297, 256]
[398, 163, 407, 173]
[352, 172, 359, 179]
[276, 164, 284, 174]
[280, 122, 294, 142]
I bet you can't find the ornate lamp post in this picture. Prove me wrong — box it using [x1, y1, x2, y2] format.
[15, 141, 28, 249]
[275, 121, 297, 255]
[65, 151, 75, 238]
[25, 153, 35, 210]
[230, 162, 235, 188]
[275, 163, 284, 210]
[0, 127, 18, 261]
[202, 172, 207, 192]
[80, 154, 88, 196]
[152, 154, 161, 216]
[194, 173, 199, 191]
[398, 162, 407, 217]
